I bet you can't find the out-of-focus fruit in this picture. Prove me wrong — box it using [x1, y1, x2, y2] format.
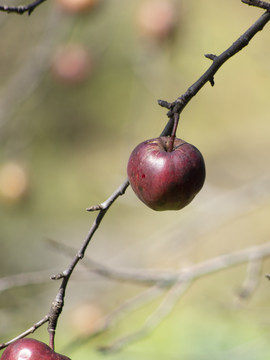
[56, 0, 100, 14]
[50, 44, 93, 85]
[137, 0, 178, 41]
[69, 302, 105, 335]
[0, 162, 28, 203]
[0, 338, 71, 360]
[127, 136, 205, 211]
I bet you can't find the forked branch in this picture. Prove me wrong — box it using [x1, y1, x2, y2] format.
[160, 0, 270, 136]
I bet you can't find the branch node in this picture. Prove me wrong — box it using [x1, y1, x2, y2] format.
[158, 99, 172, 109]
[51, 270, 68, 280]
[86, 204, 104, 212]
[205, 53, 217, 61]
[209, 77, 215, 86]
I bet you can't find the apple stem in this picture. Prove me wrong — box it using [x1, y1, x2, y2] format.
[167, 113, 180, 152]
[49, 331, 55, 351]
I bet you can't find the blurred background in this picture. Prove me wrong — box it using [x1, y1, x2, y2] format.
[1, 0, 270, 359]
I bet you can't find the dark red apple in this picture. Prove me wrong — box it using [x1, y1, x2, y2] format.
[0, 338, 71, 360]
[127, 136, 205, 211]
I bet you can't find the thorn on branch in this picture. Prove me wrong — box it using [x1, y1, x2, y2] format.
[209, 77, 215, 87]
[205, 53, 217, 61]
[235, 257, 262, 303]
[157, 99, 173, 109]
[51, 271, 68, 280]
[86, 204, 104, 212]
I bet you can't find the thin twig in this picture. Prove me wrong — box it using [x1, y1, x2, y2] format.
[65, 285, 164, 351]
[46, 179, 129, 348]
[236, 257, 262, 301]
[0, 0, 47, 15]
[0, 269, 54, 293]
[242, 0, 270, 10]
[59, 241, 270, 287]
[0, 316, 49, 350]
[160, 4, 270, 136]
[99, 280, 191, 354]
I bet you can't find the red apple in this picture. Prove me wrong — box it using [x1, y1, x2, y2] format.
[0, 338, 71, 360]
[137, 0, 178, 41]
[127, 136, 205, 211]
[56, 0, 100, 14]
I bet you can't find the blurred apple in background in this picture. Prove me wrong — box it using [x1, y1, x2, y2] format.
[56, 0, 100, 14]
[137, 0, 178, 41]
[69, 302, 105, 336]
[0, 162, 29, 204]
[50, 44, 93, 85]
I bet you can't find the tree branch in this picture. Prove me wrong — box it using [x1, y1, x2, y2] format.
[160, 3, 270, 136]
[242, 0, 270, 10]
[46, 179, 129, 348]
[0, 317, 49, 349]
[87, 242, 270, 353]
[99, 281, 191, 354]
[0, 0, 47, 15]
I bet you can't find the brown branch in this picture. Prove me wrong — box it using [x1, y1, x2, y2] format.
[0, 0, 47, 15]
[0, 317, 49, 350]
[160, 2, 270, 136]
[46, 179, 129, 348]
[242, 0, 270, 10]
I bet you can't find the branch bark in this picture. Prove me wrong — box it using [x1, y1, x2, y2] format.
[160, 3, 270, 136]
[0, 0, 47, 15]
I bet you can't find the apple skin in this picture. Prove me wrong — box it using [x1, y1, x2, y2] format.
[127, 136, 206, 211]
[0, 339, 71, 360]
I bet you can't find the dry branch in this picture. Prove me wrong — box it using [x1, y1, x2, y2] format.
[0, 0, 47, 15]
[160, 1, 270, 136]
